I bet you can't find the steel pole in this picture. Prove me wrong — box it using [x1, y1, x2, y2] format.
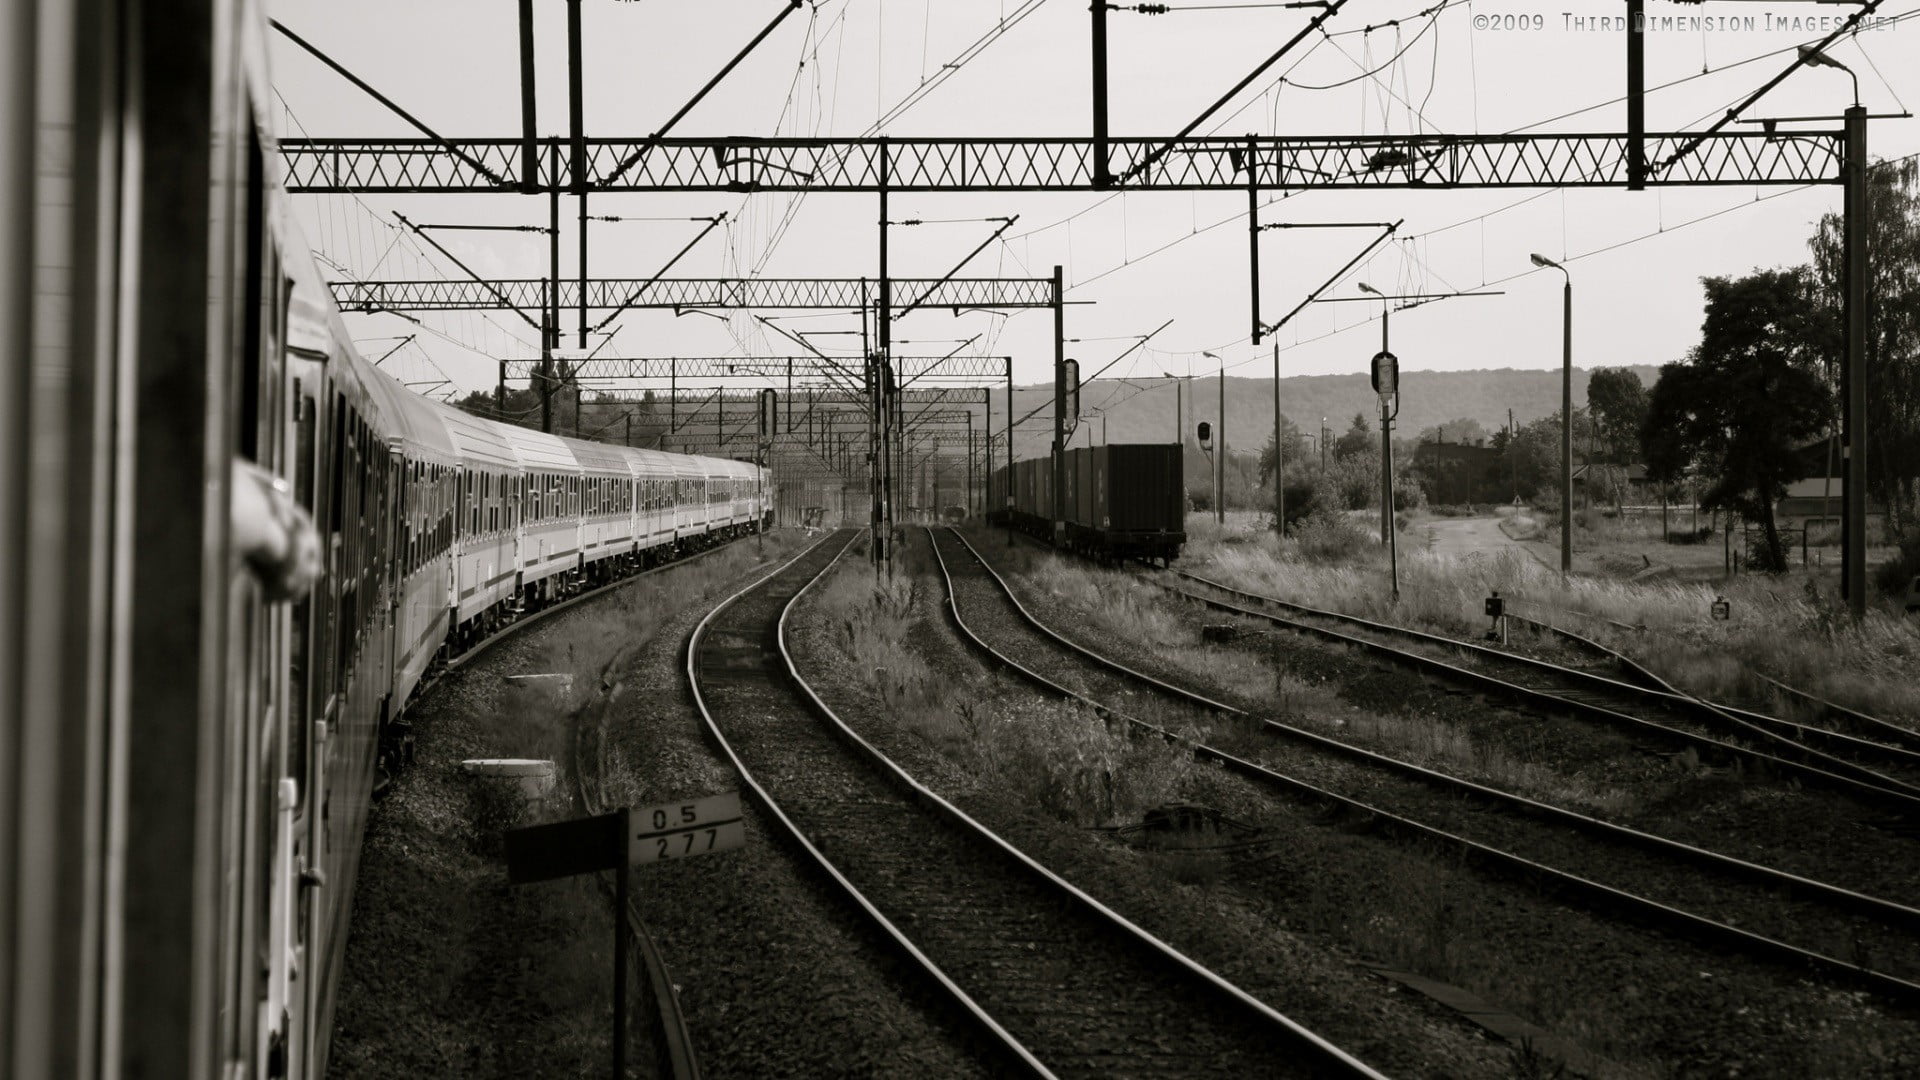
[1272, 341, 1283, 534]
[613, 808, 630, 1080]
[1091, 0, 1111, 186]
[1843, 104, 1867, 617]
[1377, 294, 1397, 598]
[1215, 360, 1225, 526]
[1007, 365, 1016, 547]
[878, 173, 892, 569]
[1561, 278, 1573, 579]
[1053, 265, 1066, 543]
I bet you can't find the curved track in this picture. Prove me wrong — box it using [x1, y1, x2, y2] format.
[1506, 609, 1920, 762]
[1162, 568, 1920, 817]
[932, 527, 1920, 1003]
[687, 530, 1383, 1079]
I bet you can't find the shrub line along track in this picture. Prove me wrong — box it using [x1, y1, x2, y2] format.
[1161, 569, 1920, 817]
[931, 527, 1920, 1004]
[413, 537, 758, 1080]
[1504, 609, 1920, 762]
[687, 529, 1385, 1079]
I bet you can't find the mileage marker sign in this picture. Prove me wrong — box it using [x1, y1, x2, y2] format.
[630, 791, 746, 865]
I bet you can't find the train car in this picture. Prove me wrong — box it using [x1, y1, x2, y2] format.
[561, 434, 641, 583]
[0, 6, 781, 1076]
[989, 444, 1187, 564]
[442, 407, 523, 647]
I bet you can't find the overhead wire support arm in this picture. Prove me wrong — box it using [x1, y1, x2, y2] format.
[590, 214, 728, 333]
[600, 0, 808, 187]
[270, 19, 509, 187]
[1117, 0, 1349, 184]
[1261, 219, 1400, 337]
[390, 211, 544, 332]
[894, 216, 1021, 319]
[1659, 0, 1885, 177]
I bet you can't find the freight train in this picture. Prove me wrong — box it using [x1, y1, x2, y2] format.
[988, 444, 1187, 564]
[1, 5, 765, 1077]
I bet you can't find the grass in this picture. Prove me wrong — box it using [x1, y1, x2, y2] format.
[984, 534, 1643, 815]
[803, 537, 1196, 829]
[1180, 512, 1920, 729]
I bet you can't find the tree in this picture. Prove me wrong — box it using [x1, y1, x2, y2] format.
[1334, 412, 1374, 460]
[1254, 413, 1305, 486]
[1586, 368, 1649, 464]
[1415, 416, 1489, 447]
[1643, 269, 1835, 571]
[1809, 156, 1920, 540]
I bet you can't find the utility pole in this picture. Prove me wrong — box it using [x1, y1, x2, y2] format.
[1216, 357, 1226, 526]
[1272, 341, 1283, 534]
[1053, 265, 1067, 543]
[1843, 102, 1867, 617]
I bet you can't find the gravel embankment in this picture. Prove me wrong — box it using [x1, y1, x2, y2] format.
[331, 534, 991, 1079]
[790, 529, 1517, 1080]
[939, 527, 1920, 1078]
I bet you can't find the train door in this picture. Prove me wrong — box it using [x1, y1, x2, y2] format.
[219, 114, 305, 1078]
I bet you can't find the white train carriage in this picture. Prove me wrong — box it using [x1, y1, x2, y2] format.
[630, 446, 681, 560]
[706, 456, 760, 532]
[361, 368, 459, 707]
[499, 425, 584, 601]
[669, 451, 709, 543]
[562, 435, 641, 582]
[442, 407, 523, 645]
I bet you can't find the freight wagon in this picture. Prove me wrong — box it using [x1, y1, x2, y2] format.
[988, 444, 1186, 564]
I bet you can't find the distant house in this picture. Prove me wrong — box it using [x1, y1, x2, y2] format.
[1571, 462, 1652, 504]
[1413, 439, 1509, 504]
[1776, 437, 1885, 527]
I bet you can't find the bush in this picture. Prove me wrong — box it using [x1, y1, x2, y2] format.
[1294, 508, 1369, 563]
[1278, 479, 1320, 530]
[1874, 531, 1920, 598]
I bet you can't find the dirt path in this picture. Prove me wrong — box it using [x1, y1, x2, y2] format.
[1415, 514, 1553, 568]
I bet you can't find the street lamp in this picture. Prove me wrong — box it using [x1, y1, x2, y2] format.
[1203, 351, 1226, 525]
[1530, 253, 1573, 580]
[1798, 44, 1860, 106]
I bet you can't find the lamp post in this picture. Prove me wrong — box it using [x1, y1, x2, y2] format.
[1531, 253, 1573, 580]
[1358, 283, 1399, 601]
[1203, 352, 1225, 525]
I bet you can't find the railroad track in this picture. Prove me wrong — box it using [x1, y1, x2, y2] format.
[687, 529, 1382, 1079]
[417, 533, 791, 1079]
[932, 526, 1920, 1002]
[1160, 568, 1920, 818]
[1504, 608, 1920, 762]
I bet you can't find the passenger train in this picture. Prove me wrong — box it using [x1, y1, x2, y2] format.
[1, 4, 764, 1077]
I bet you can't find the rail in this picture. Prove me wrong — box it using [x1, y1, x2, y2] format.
[1162, 568, 1920, 817]
[932, 527, 1920, 1003]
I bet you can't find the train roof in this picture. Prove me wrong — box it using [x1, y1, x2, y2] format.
[494, 424, 578, 474]
[557, 434, 636, 476]
[361, 365, 458, 464]
[437, 405, 522, 472]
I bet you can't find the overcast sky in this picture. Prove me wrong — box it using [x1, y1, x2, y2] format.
[267, 0, 1920, 398]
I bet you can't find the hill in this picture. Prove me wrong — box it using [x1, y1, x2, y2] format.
[1000, 365, 1661, 459]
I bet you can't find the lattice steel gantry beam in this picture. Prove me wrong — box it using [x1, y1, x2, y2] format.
[501, 354, 1009, 383]
[330, 277, 1056, 312]
[283, 133, 1843, 194]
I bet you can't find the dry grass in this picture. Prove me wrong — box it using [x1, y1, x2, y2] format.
[803, 545, 1196, 829]
[994, 541, 1641, 815]
[1185, 513, 1920, 728]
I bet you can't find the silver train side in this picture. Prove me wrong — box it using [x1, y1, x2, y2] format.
[0, 3, 768, 1077]
[986, 444, 1187, 565]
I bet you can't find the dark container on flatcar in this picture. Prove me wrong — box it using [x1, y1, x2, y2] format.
[1071, 446, 1096, 531]
[1091, 443, 1185, 563]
